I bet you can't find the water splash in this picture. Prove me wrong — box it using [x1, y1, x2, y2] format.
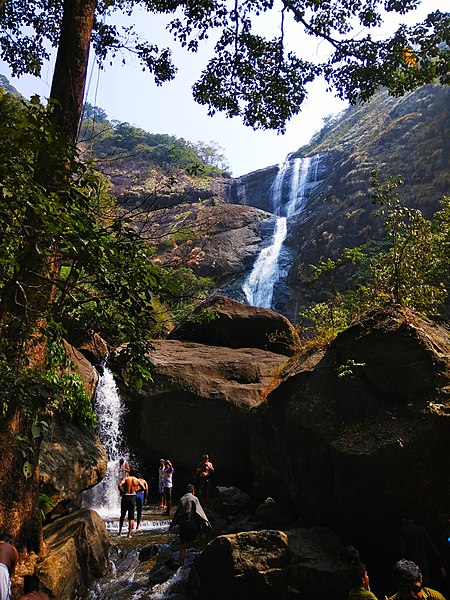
[83, 366, 131, 518]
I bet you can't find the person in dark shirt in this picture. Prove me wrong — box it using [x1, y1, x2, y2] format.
[397, 515, 446, 586]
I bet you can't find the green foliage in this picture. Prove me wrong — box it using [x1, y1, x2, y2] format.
[0, 91, 161, 424]
[158, 268, 215, 323]
[1, 1, 448, 132]
[38, 493, 56, 521]
[299, 173, 450, 344]
[336, 359, 367, 379]
[79, 110, 226, 176]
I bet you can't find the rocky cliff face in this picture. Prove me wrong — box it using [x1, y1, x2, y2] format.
[224, 85, 450, 319]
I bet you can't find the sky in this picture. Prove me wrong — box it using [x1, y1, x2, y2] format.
[0, 1, 446, 176]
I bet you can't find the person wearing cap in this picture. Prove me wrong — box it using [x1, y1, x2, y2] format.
[388, 560, 446, 600]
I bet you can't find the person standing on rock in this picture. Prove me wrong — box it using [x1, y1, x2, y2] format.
[118, 469, 142, 538]
[170, 484, 211, 567]
[158, 459, 167, 510]
[162, 460, 174, 516]
[195, 454, 215, 507]
[135, 476, 148, 532]
[0, 533, 18, 600]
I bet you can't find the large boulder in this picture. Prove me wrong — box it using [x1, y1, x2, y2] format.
[189, 527, 346, 600]
[168, 295, 300, 356]
[251, 306, 450, 575]
[122, 338, 286, 492]
[39, 417, 108, 513]
[35, 509, 110, 599]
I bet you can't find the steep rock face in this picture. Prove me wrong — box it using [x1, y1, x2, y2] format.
[225, 85, 450, 319]
[39, 417, 108, 513]
[149, 201, 273, 288]
[251, 306, 450, 565]
[168, 295, 300, 356]
[189, 527, 346, 600]
[122, 338, 287, 492]
[39, 341, 107, 513]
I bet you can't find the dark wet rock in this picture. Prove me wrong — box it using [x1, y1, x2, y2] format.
[189, 526, 345, 600]
[209, 486, 251, 517]
[251, 306, 450, 551]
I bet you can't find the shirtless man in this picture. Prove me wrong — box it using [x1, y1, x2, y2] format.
[118, 469, 143, 538]
[0, 533, 19, 600]
[195, 454, 215, 507]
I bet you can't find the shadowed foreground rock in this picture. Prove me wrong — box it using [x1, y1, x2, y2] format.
[251, 306, 450, 567]
[189, 527, 346, 600]
[36, 509, 110, 599]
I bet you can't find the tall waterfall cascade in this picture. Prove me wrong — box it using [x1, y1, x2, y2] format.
[83, 366, 130, 518]
[243, 154, 322, 309]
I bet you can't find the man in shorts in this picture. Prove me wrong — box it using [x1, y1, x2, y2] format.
[170, 484, 210, 567]
[0, 533, 18, 600]
[118, 469, 143, 538]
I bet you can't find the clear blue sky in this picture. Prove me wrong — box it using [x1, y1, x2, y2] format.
[0, 1, 444, 176]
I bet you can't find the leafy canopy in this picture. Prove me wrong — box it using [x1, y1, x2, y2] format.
[1, 0, 448, 132]
[0, 90, 161, 430]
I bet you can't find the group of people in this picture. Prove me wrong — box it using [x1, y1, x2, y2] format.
[117, 454, 215, 566]
[348, 559, 446, 600]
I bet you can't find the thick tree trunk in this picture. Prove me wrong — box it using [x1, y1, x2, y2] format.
[50, 0, 97, 144]
[0, 0, 97, 556]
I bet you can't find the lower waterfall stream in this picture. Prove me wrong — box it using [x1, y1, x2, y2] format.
[83, 368, 200, 599]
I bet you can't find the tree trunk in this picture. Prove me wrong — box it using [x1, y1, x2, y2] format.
[50, 0, 97, 144]
[0, 0, 97, 556]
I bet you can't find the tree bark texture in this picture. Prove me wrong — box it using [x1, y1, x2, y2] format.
[0, 0, 97, 557]
[50, 0, 97, 144]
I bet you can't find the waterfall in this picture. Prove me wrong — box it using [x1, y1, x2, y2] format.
[272, 160, 289, 215]
[242, 154, 322, 309]
[242, 216, 287, 307]
[83, 366, 130, 518]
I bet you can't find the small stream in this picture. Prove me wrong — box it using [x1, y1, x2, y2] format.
[87, 505, 202, 599]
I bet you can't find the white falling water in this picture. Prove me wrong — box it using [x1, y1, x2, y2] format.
[272, 160, 289, 215]
[242, 154, 321, 309]
[84, 366, 130, 518]
[242, 216, 287, 308]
